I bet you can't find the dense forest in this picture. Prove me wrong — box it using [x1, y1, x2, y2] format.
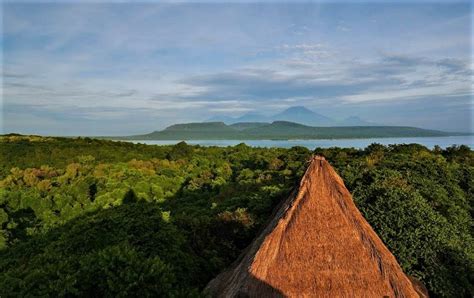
[0, 134, 472, 297]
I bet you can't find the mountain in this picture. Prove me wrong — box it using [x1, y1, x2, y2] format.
[244, 121, 316, 137]
[206, 115, 237, 123]
[205, 156, 426, 297]
[206, 106, 379, 127]
[118, 121, 458, 140]
[164, 122, 233, 132]
[337, 116, 378, 126]
[242, 121, 452, 139]
[235, 112, 270, 123]
[229, 122, 269, 131]
[207, 113, 270, 124]
[128, 122, 242, 140]
[273, 106, 334, 126]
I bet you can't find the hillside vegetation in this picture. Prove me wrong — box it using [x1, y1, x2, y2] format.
[119, 121, 459, 140]
[0, 135, 472, 297]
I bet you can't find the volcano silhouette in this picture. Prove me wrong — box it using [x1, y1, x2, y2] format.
[205, 156, 426, 297]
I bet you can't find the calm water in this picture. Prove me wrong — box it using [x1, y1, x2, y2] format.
[126, 135, 473, 149]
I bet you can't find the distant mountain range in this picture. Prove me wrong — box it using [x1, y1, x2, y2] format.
[116, 121, 461, 140]
[207, 106, 377, 127]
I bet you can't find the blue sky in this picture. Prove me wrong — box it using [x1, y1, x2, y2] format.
[2, 1, 473, 135]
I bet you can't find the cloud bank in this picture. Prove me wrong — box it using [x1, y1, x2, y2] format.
[2, 2, 472, 135]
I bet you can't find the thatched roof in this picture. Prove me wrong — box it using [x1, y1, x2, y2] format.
[205, 156, 425, 297]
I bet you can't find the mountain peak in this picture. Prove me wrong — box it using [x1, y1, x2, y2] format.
[206, 106, 377, 127]
[282, 106, 313, 113]
[274, 106, 333, 126]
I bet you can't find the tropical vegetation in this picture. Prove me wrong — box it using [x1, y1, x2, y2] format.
[0, 134, 472, 297]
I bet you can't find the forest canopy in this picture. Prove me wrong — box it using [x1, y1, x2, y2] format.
[0, 135, 472, 297]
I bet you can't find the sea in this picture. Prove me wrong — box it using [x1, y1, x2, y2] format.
[125, 135, 473, 149]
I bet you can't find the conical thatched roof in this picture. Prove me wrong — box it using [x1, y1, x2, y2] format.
[206, 156, 425, 297]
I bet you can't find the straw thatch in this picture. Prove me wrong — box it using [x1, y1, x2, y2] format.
[205, 156, 424, 297]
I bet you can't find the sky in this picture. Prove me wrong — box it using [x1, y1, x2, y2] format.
[2, 0, 473, 135]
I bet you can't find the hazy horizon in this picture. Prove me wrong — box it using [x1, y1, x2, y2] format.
[2, 1, 473, 136]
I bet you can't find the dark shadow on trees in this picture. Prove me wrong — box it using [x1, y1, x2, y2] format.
[0, 200, 203, 296]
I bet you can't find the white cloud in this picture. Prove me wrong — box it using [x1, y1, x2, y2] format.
[341, 84, 470, 103]
[2, 2, 471, 134]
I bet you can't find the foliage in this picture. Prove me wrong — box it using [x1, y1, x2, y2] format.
[0, 135, 472, 297]
[0, 203, 200, 297]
